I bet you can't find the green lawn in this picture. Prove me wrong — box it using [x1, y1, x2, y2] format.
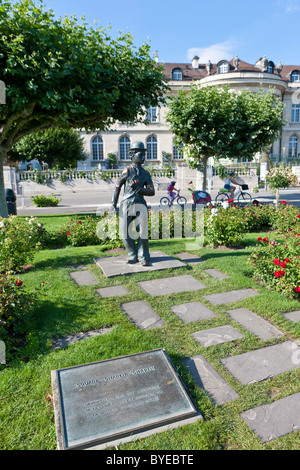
[0, 222, 299, 450]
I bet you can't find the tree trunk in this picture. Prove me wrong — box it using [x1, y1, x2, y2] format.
[0, 147, 8, 218]
[196, 156, 208, 191]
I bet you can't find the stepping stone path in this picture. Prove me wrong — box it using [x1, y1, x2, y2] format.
[121, 300, 164, 329]
[192, 325, 244, 347]
[138, 274, 206, 296]
[52, 327, 113, 349]
[69, 270, 98, 286]
[170, 302, 217, 323]
[183, 355, 240, 405]
[96, 285, 129, 297]
[240, 392, 300, 443]
[226, 308, 284, 340]
[202, 288, 259, 305]
[283, 310, 300, 323]
[204, 269, 229, 280]
[221, 341, 300, 385]
[66, 251, 300, 444]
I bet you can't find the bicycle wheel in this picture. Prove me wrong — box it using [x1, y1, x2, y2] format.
[215, 192, 229, 203]
[160, 197, 170, 206]
[237, 192, 252, 205]
[177, 196, 187, 205]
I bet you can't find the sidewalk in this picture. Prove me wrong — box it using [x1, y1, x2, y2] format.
[15, 187, 300, 216]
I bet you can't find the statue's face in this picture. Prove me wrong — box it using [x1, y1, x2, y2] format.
[131, 150, 146, 165]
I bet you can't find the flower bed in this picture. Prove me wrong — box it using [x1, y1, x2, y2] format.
[249, 205, 300, 299]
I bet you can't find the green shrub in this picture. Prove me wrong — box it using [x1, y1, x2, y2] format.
[270, 202, 300, 233]
[0, 216, 45, 272]
[204, 205, 247, 247]
[31, 194, 61, 207]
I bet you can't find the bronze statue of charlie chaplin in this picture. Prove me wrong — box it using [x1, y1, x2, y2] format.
[111, 142, 155, 266]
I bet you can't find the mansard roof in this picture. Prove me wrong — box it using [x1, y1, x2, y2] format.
[161, 58, 300, 82]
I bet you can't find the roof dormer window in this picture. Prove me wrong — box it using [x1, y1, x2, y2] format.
[218, 61, 229, 74]
[291, 70, 300, 82]
[172, 68, 182, 80]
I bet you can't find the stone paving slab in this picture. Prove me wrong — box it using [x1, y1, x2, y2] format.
[170, 302, 217, 323]
[183, 354, 240, 405]
[204, 269, 229, 280]
[69, 271, 99, 286]
[175, 252, 205, 264]
[221, 341, 300, 385]
[283, 310, 300, 323]
[121, 300, 165, 329]
[52, 328, 113, 349]
[226, 308, 284, 340]
[240, 392, 300, 443]
[202, 288, 259, 305]
[192, 325, 244, 347]
[96, 285, 130, 297]
[138, 275, 206, 296]
[94, 251, 186, 278]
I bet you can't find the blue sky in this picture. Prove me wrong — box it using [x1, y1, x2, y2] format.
[44, 0, 300, 65]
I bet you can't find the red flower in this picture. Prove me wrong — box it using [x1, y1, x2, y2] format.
[296, 214, 300, 218]
[288, 228, 292, 231]
[297, 234, 300, 236]
[274, 270, 285, 278]
[15, 279, 23, 287]
[280, 201, 287, 204]
[262, 237, 269, 242]
[280, 262, 286, 268]
[66, 231, 70, 235]
[295, 287, 300, 292]
[78, 220, 82, 224]
[228, 199, 234, 203]
[257, 237, 262, 241]
[284, 258, 291, 263]
[273, 259, 280, 265]
[189, 181, 193, 185]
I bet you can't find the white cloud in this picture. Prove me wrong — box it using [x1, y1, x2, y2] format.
[187, 39, 239, 64]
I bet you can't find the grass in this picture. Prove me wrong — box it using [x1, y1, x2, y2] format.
[0, 218, 300, 450]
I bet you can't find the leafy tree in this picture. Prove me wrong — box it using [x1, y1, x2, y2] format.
[167, 85, 285, 190]
[0, 0, 168, 216]
[9, 128, 86, 169]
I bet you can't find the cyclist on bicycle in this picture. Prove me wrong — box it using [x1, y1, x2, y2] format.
[167, 181, 177, 204]
[224, 171, 242, 199]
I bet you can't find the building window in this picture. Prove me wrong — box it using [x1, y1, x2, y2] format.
[173, 139, 184, 159]
[289, 136, 299, 158]
[219, 62, 229, 74]
[146, 106, 157, 122]
[146, 136, 157, 160]
[292, 105, 300, 122]
[172, 68, 182, 80]
[92, 136, 104, 160]
[119, 135, 130, 160]
[291, 71, 300, 82]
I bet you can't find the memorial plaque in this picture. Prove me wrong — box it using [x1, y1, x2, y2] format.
[51, 349, 201, 450]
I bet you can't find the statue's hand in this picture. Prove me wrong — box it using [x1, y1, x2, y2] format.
[130, 179, 140, 190]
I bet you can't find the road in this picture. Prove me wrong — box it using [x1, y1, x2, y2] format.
[16, 187, 300, 216]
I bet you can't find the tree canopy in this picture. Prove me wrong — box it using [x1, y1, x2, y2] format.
[0, 0, 169, 216]
[9, 128, 86, 169]
[167, 85, 285, 189]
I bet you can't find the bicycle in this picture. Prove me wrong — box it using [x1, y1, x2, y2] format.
[215, 184, 252, 205]
[160, 189, 187, 207]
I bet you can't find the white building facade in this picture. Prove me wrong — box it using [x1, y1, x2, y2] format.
[79, 56, 300, 170]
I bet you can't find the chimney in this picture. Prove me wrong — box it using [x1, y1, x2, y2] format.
[192, 55, 199, 69]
